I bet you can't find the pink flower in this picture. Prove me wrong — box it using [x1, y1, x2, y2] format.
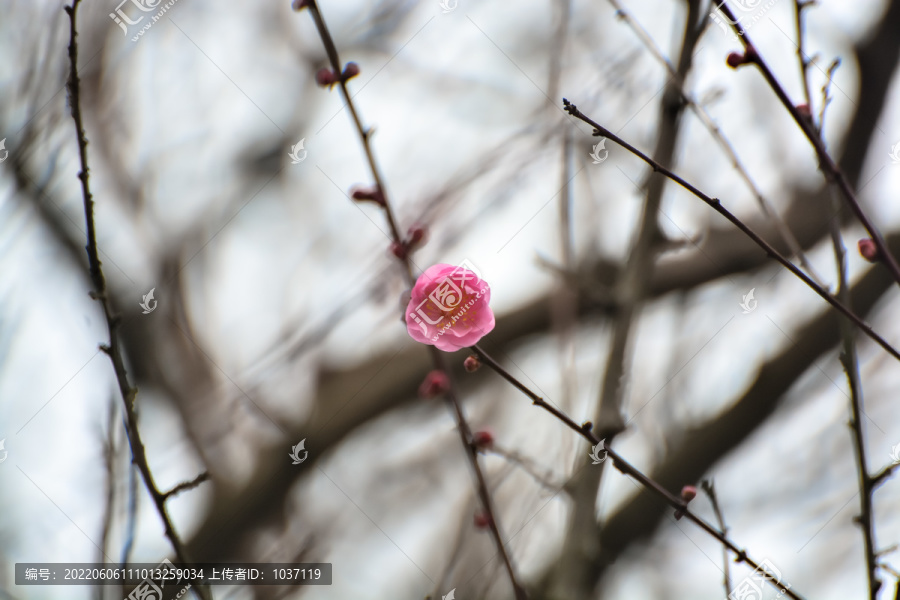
[405, 263, 495, 352]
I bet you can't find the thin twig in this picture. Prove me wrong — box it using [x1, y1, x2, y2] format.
[829, 190, 880, 598]
[562, 98, 900, 364]
[817, 59, 840, 133]
[872, 462, 900, 488]
[64, 3, 211, 599]
[470, 344, 805, 600]
[607, 0, 826, 287]
[718, 1, 900, 288]
[807, 0, 882, 589]
[162, 472, 210, 501]
[489, 445, 564, 493]
[553, 5, 705, 596]
[793, 0, 814, 113]
[701, 479, 732, 597]
[99, 398, 118, 600]
[298, 2, 526, 597]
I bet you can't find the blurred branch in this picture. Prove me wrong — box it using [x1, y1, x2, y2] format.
[99, 398, 118, 600]
[551, 3, 703, 597]
[701, 479, 732, 597]
[563, 98, 900, 363]
[488, 445, 565, 494]
[592, 234, 900, 590]
[831, 197, 880, 599]
[608, 0, 826, 287]
[469, 344, 805, 600]
[812, 4, 880, 592]
[718, 1, 900, 288]
[64, 3, 210, 599]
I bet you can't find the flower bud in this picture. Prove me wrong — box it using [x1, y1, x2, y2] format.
[351, 186, 384, 205]
[463, 354, 481, 372]
[342, 62, 360, 81]
[796, 103, 811, 120]
[407, 224, 427, 248]
[726, 51, 754, 69]
[472, 429, 494, 450]
[858, 238, 879, 263]
[291, 0, 310, 10]
[316, 68, 337, 87]
[390, 241, 408, 260]
[674, 485, 697, 520]
[418, 370, 450, 398]
[474, 511, 492, 530]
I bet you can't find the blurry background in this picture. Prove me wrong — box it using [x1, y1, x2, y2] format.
[1, 0, 900, 598]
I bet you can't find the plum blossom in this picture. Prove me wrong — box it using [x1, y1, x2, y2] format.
[405, 263, 495, 352]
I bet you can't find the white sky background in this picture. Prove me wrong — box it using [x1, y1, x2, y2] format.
[1, 0, 900, 598]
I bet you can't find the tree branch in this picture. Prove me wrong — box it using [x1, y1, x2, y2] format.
[717, 1, 900, 288]
[64, 3, 210, 598]
[562, 99, 900, 363]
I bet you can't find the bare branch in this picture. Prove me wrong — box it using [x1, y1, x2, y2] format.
[562, 99, 900, 363]
[64, 3, 211, 598]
